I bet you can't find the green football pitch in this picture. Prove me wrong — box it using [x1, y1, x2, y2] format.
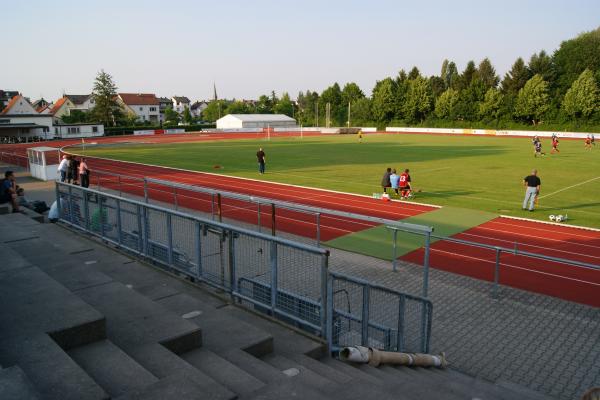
[81, 133, 600, 228]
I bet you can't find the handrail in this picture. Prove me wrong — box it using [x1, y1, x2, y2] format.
[88, 166, 434, 234]
[61, 181, 328, 255]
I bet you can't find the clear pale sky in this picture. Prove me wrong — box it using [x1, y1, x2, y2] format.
[2, 0, 599, 102]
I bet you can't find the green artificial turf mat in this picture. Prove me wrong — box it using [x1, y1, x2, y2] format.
[324, 206, 496, 260]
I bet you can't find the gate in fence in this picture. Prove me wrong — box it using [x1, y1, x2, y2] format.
[56, 182, 433, 354]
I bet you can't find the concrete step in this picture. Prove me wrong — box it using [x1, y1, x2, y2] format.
[0, 365, 42, 400]
[124, 343, 236, 400]
[73, 281, 202, 354]
[262, 353, 335, 391]
[0, 334, 109, 400]
[320, 356, 384, 386]
[238, 378, 331, 400]
[68, 339, 158, 398]
[220, 348, 288, 384]
[115, 372, 235, 400]
[156, 293, 273, 356]
[181, 348, 265, 396]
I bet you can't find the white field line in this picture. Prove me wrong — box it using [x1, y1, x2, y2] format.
[538, 176, 600, 200]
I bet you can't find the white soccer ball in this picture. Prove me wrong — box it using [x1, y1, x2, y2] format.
[549, 215, 556, 221]
[555, 215, 563, 223]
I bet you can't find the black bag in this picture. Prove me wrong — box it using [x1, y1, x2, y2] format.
[31, 200, 49, 214]
[0, 179, 10, 203]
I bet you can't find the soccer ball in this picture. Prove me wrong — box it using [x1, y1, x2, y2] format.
[556, 215, 564, 223]
[549, 215, 556, 221]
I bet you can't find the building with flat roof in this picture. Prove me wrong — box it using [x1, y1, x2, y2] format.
[216, 114, 296, 129]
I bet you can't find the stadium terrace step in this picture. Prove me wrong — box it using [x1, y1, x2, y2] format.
[68, 339, 158, 398]
[73, 281, 202, 353]
[156, 294, 273, 356]
[114, 372, 235, 400]
[180, 348, 265, 395]
[0, 365, 42, 400]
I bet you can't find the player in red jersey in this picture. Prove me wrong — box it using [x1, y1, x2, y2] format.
[399, 169, 412, 199]
[551, 136, 560, 154]
[585, 136, 592, 150]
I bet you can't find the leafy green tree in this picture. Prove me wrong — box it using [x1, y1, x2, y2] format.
[528, 50, 555, 85]
[341, 82, 365, 104]
[479, 88, 504, 119]
[182, 106, 193, 124]
[350, 97, 372, 125]
[434, 88, 459, 119]
[476, 58, 499, 89]
[458, 61, 477, 90]
[371, 78, 397, 122]
[274, 92, 294, 117]
[225, 101, 251, 114]
[407, 66, 421, 80]
[553, 27, 600, 93]
[164, 106, 180, 124]
[91, 70, 121, 126]
[562, 69, 599, 120]
[501, 57, 531, 94]
[256, 95, 273, 114]
[319, 83, 343, 126]
[514, 74, 550, 124]
[296, 90, 319, 126]
[430, 76, 446, 98]
[455, 80, 486, 120]
[441, 61, 459, 90]
[403, 76, 433, 122]
[201, 100, 228, 122]
[61, 109, 89, 124]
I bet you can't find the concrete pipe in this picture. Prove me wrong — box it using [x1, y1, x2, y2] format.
[339, 346, 447, 369]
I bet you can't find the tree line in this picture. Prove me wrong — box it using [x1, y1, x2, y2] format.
[202, 27, 600, 131]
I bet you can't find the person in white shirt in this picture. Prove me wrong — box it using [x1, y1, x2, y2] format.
[58, 155, 69, 182]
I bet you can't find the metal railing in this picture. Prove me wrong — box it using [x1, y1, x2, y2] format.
[387, 225, 600, 301]
[0, 152, 29, 170]
[327, 272, 433, 354]
[56, 181, 432, 354]
[87, 167, 433, 247]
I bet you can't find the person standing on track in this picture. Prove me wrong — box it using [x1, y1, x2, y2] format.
[522, 169, 541, 212]
[381, 167, 392, 193]
[256, 147, 266, 174]
[79, 158, 90, 188]
[389, 169, 400, 196]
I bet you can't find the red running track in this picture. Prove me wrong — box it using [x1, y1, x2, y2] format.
[3, 132, 599, 306]
[87, 157, 435, 242]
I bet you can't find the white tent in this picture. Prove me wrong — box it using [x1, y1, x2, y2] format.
[216, 114, 296, 129]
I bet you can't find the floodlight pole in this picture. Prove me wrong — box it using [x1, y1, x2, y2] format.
[347, 101, 351, 128]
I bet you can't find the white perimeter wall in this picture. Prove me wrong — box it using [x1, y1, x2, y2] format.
[386, 127, 596, 139]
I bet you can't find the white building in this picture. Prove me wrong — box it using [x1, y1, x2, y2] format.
[172, 96, 191, 114]
[0, 94, 103, 140]
[117, 93, 160, 123]
[216, 114, 297, 129]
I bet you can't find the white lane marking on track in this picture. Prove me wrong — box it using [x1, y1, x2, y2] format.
[498, 215, 600, 233]
[538, 176, 600, 199]
[487, 219, 600, 241]
[455, 231, 600, 260]
[429, 248, 600, 286]
[88, 158, 435, 216]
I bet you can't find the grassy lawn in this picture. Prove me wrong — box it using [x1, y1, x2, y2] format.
[80, 133, 600, 228]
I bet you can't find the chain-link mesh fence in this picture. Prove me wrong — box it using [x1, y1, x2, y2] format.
[328, 272, 432, 353]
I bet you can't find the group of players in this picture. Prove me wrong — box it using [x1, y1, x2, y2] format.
[381, 167, 412, 199]
[532, 133, 595, 157]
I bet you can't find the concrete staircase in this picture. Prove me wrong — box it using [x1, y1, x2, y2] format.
[0, 211, 558, 400]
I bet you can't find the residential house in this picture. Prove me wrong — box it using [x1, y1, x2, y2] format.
[0, 90, 19, 109]
[117, 93, 160, 123]
[190, 101, 209, 118]
[32, 98, 51, 112]
[49, 97, 76, 123]
[158, 97, 172, 123]
[0, 95, 52, 138]
[172, 96, 191, 114]
[64, 94, 95, 111]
